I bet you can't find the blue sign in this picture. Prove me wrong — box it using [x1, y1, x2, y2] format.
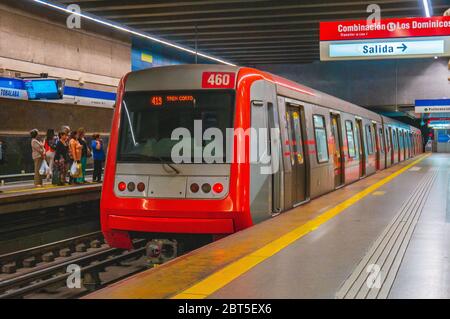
[0, 76, 116, 107]
[24, 79, 64, 100]
[0, 77, 27, 99]
[437, 131, 450, 143]
[329, 39, 444, 58]
[415, 99, 450, 113]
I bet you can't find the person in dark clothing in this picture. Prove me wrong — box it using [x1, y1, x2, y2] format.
[53, 132, 69, 185]
[0, 140, 5, 193]
[91, 133, 105, 183]
[0, 140, 5, 165]
[77, 128, 89, 183]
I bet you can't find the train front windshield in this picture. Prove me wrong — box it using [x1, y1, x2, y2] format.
[118, 91, 235, 163]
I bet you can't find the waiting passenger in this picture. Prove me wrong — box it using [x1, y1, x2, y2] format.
[77, 128, 90, 184]
[68, 131, 82, 184]
[91, 133, 105, 183]
[0, 140, 5, 193]
[61, 125, 71, 135]
[0, 139, 5, 166]
[44, 129, 57, 181]
[53, 132, 69, 185]
[30, 129, 45, 187]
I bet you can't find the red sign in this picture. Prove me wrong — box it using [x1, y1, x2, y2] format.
[202, 72, 236, 89]
[320, 16, 450, 41]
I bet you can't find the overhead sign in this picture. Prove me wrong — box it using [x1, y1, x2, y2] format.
[415, 99, 450, 113]
[0, 76, 115, 108]
[320, 16, 450, 61]
[23, 79, 65, 100]
[320, 16, 450, 41]
[0, 77, 27, 100]
[329, 39, 444, 58]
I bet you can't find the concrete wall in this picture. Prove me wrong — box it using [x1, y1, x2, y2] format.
[259, 58, 450, 108]
[0, 4, 131, 89]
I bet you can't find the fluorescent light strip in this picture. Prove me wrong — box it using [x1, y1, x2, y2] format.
[32, 0, 236, 66]
[422, 0, 431, 17]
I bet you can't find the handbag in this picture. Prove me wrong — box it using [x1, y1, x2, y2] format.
[76, 162, 82, 177]
[39, 160, 49, 176]
[70, 161, 80, 177]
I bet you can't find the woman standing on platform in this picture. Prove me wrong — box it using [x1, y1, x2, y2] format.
[91, 133, 105, 183]
[44, 129, 57, 181]
[68, 131, 82, 184]
[30, 129, 45, 187]
[53, 131, 69, 185]
[77, 128, 89, 183]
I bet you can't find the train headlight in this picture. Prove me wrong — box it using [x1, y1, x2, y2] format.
[118, 182, 126, 192]
[190, 183, 200, 193]
[137, 182, 146, 192]
[127, 182, 136, 192]
[212, 183, 224, 194]
[201, 183, 211, 193]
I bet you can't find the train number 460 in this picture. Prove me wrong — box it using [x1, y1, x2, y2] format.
[202, 72, 235, 88]
[207, 73, 230, 86]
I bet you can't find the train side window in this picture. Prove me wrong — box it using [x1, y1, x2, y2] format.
[399, 131, 404, 150]
[313, 115, 329, 163]
[345, 120, 356, 158]
[393, 130, 398, 150]
[379, 128, 385, 153]
[365, 125, 374, 154]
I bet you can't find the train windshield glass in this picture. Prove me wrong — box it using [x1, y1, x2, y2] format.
[118, 90, 234, 163]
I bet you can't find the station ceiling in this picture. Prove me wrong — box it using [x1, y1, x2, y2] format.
[51, 0, 449, 65]
[13, 0, 450, 65]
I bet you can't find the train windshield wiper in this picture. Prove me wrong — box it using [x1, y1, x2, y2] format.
[121, 153, 180, 175]
[121, 153, 162, 161]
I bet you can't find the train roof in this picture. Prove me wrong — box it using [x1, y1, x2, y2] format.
[125, 64, 419, 132]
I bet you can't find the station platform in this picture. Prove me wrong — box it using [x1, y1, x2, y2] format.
[86, 153, 450, 299]
[0, 179, 102, 214]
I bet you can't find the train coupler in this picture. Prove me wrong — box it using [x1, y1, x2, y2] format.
[145, 239, 178, 266]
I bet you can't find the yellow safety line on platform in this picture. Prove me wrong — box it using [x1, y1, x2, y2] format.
[172, 154, 430, 299]
[1, 182, 96, 194]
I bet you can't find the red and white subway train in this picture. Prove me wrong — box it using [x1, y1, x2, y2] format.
[101, 65, 423, 250]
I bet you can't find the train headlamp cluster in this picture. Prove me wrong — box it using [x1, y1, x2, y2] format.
[189, 182, 224, 194]
[115, 175, 228, 199]
[118, 181, 146, 193]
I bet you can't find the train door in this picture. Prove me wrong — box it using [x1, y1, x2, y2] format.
[249, 80, 282, 223]
[330, 113, 344, 188]
[286, 105, 307, 204]
[392, 129, 398, 163]
[398, 130, 403, 161]
[372, 122, 380, 170]
[404, 132, 408, 159]
[408, 133, 412, 158]
[385, 127, 391, 167]
[378, 127, 385, 169]
[401, 131, 405, 161]
[355, 118, 366, 177]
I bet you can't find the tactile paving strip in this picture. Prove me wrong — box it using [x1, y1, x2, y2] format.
[336, 169, 439, 299]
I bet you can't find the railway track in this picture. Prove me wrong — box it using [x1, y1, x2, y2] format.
[0, 232, 148, 299]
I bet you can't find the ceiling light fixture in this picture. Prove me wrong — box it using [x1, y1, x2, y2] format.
[422, 0, 432, 17]
[32, 0, 236, 66]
